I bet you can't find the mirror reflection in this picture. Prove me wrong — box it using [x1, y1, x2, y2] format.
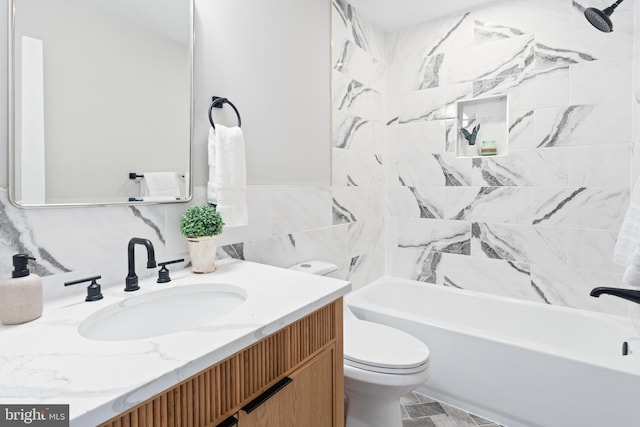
[9, 0, 192, 206]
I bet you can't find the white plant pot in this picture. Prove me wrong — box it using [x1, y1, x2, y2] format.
[186, 235, 219, 273]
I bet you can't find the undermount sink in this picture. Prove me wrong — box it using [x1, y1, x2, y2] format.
[78, 283, 247, 341]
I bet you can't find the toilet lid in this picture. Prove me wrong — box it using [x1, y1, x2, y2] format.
[344, 319, 430, 374]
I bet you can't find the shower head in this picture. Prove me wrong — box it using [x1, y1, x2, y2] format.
[584, 0, 624, 33]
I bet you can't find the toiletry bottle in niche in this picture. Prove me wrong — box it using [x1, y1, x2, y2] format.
[0, 254, 43, 325]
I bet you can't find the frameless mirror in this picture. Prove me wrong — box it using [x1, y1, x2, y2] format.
[8, 0, 192, 206]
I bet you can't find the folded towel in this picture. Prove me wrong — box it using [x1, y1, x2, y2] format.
[140, 172, 182, 198]
[207, 125, 248, 226]
[614, 177, 640, 286]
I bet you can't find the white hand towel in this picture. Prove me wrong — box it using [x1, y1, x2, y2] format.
[141, 172, 181, 198]
[614, 177, 640, 286]
[207, 125, 248, 226]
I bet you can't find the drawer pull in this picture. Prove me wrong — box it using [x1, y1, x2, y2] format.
[241, 377, 293, 414]
[216, 415, 238, 427]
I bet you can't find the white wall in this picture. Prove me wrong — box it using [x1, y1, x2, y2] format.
[196, 0, 331, 186]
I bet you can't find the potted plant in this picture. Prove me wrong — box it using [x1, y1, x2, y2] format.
[180, 204, 224, 273]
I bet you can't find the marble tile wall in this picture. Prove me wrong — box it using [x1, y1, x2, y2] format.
[1, 0, 636, 319]
[385, 0, 636, 316]
[0, 0, 386, 302]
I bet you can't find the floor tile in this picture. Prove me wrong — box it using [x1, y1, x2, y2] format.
[441, 402, 479, 427]
[404, 402, 446, 418]
[430, 414, 460, 427]
[400, 391, 504, 427]
[403, 417, 438, 427]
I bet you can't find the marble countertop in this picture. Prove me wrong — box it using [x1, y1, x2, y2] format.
[0, 259, 351, 426]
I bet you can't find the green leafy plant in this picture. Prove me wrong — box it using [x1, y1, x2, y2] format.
[180, 205, 224, 238]
[460, 123, 481, 145]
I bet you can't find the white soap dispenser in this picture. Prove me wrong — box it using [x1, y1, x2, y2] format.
[0, 254, 43, 325]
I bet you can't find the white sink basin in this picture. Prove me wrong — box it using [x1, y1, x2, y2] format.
[78, 283, 247, 341]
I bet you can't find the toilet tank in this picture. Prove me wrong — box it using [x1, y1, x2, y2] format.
[288, 261, 339, 277]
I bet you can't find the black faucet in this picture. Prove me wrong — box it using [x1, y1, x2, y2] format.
[590, 287, 640, 305]
[125, 238, 157, 292]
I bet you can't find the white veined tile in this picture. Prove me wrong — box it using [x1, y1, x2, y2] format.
[532, 187, 629, 230]
[507, 66, 570, 111]
[438, 34, 535, 87]
[436, 253, 540, 302]
[347, 217, 384, 258]
[471, 222, 567, 266]
[332, 186, 382, 224]
[333, 37, 386, 91]
[410, 187, 484, 220]
[569, 56, 633, 105]
[535, 24, 633, 71]
[332, 148, 383, 187]
[472, 148, 569, 187]
[534, 101, 632, 147]
[332, 0, 386, 60]
[566, 228, 624, 273]
[242, 233, 299, 268]
[396, 218, 471, 256]
[567, 144, 631, 187]
[388, 152, 473, 187]
[271, 187, 332, 235]
[473, 0, 571, 44]
[333, 110, 385, 152]
[288, 223, 350, 268]
[508, 109, 535, 149]
[331, 0, 352, 46]
[388, 43, 444, 96]
[386, 12, 474, 63]
[530, 264, 627, 315]
[332, 70, 385, 123]
[399, 83, 473, 123]
[452, 186, 534, 224]
[385, 187, 423, 218]
[387, 120, 449, 155]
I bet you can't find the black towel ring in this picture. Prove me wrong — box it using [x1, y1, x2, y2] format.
[208, 96, 241, 130]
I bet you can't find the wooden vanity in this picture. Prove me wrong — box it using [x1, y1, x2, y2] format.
[99, 300, 344, 427]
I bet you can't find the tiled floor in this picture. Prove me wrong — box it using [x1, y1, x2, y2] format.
[401, 392, 503, 427]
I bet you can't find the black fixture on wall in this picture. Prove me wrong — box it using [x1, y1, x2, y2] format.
[584, 0, 624, 33]
[208, 96, 242, 130]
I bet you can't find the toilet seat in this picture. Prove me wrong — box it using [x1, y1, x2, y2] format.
[344, 319, 430, 375]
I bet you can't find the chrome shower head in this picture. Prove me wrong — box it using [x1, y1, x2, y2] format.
[584, 0, 624, 33]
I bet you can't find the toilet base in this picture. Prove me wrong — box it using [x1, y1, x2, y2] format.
[345, 389, 403, 427]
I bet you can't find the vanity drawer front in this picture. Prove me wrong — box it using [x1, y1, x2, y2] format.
[99, 299, 341, 427]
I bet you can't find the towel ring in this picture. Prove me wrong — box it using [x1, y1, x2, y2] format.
[208, 96, 241, 130]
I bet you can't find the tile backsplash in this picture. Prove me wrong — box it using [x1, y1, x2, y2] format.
[1, 0, 638, 319]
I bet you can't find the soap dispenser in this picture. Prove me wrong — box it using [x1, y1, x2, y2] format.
[0, 254, 43, 325]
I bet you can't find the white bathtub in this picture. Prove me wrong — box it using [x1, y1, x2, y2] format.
[346, 276, 640, 427]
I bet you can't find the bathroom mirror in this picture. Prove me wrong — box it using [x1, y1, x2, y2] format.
[8, 0, 192, 206]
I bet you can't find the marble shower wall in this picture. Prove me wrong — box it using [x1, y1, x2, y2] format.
[0, 0, 387, 301]
[385, 0, 635, 316]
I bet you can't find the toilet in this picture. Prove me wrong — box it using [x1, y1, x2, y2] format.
[289, 261, 431, 427]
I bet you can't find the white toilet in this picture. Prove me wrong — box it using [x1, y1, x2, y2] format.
[289, 261, 431, 427]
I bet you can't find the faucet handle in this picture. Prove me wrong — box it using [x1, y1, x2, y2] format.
[65, 275, 104, 302]
[157, 259, 185, 283]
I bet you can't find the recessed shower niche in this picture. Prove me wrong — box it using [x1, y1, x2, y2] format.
[455, 94, 508, 158]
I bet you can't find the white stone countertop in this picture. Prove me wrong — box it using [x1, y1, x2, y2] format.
[0, 259, 351, 426]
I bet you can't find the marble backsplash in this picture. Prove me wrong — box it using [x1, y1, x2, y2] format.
[1, 0, 637, 319]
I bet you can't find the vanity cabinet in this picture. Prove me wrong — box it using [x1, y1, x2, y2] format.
[98, 299, 344, 427]
[237, 347, 335, 426]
